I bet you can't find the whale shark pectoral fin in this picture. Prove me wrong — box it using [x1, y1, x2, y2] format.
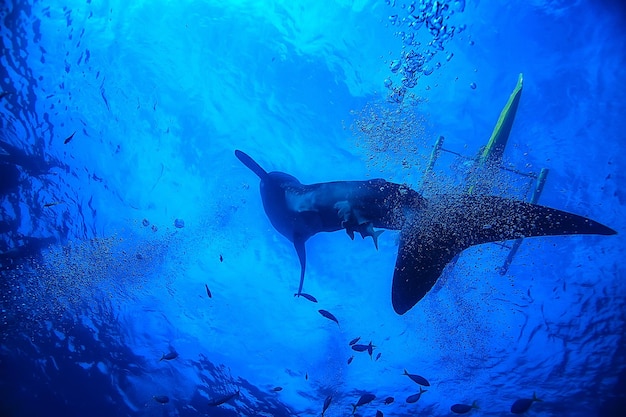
[235, 150, 268, 179]
[294, 237, 307, 295]
[391, 195, 617, 315]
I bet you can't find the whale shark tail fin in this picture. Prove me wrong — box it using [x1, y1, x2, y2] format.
[391, 195, 616, 315]
[235, 150, 268, 179]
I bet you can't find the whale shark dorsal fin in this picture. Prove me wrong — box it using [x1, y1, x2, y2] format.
[235, 150, 268, 179]
[294, 236, 307, 295]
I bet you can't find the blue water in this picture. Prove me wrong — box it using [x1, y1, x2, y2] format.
[1, 0, 625, 416]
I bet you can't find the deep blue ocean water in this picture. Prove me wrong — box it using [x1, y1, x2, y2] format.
[1, 1, 625, 416]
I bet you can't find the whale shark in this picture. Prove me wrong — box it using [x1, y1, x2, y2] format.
[235, 150, 616, 315]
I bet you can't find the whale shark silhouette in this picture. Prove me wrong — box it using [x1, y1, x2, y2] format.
[235, 150, 616, 315]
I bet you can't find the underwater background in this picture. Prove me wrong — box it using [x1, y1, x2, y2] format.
[1, 0, 625, 416]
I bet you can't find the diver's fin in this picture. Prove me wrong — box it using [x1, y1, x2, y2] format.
[391, 195, 616, 315]
[294, 237, 307, 296]
[235, 150, 268, 179]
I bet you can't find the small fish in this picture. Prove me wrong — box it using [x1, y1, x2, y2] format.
[305, 372, 308, 380]
[219, 254, 223, 262]
[352, 393, 376, 414]
[207, 389, 239, 406]
[376, 410, 384, 417]
[451, 401, 479, 414]
[318, 309, 339, 326]
[511, 392, 541, 414]
[294, 292, 318, 303]
[159, 351, 179, 361]
[347, 356, 354, 365]
[63, 131, 76, 144]
[153, 395, 169, 404]
[403, 369, 430, 386]
[0, 91, 13, 99]
[349, 336, 361, 346]
[43, 201, 62, 208]
[384, 397, 394, 405]
[375, 352, 381, 361]
[352, 342, 375, 353]
[272, 386, 282, 392]
[406, 387, 427, 404]
[322, 395, 332, 417]
[205, 284, 212, 298]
